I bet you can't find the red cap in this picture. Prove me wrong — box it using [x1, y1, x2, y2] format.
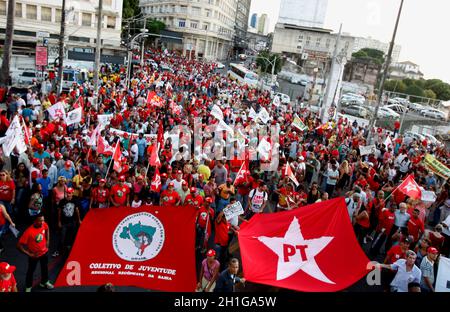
[205, 197, 213, 203]
[0, 262, 16, 274]
[206, 249, 216, 257]
[32, 158, 40, 165]
[38, 144, 45, 149]
[161, 173, 168, 178]
[182, 181, 188, 186]
[54, 152, 62, 159]
[167, 165, 172, 170]
[123, 133, 129, 138]
[65, 161, 71, 167]
[177, 170, 182, 174]
[67, 187, 74, 194]
[168, 182, 175, 187]
[99, 179, 106, 183]
[190, 187, 196, 193]
[427, 247, 439, 254]
[119, 176, 126, 182]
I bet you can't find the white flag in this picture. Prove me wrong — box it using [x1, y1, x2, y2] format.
[273, 95, 281, 107]
[211, 104, 224, 120]
[2, 116, 27, 156]
[2, 135, 20, 157]
[257, 138, 272, 160]
[249, 107, 258, 120]
[47, 102, 66, 121]
[65, 107, 83, 126]
[97, 114, 114, 126]
[384, 136, 393, 149]
[257, 107, 271, 124]
[436, 256, 450, 292]
[216, 119, 234, 135]
[88, 124, 101, 146]
[359, 145, 376, 156]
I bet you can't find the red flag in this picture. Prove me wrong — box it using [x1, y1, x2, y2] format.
[21, 118, 30, 146]
[146, 91, 163, 107]
[149, 143, 161, 167]
[396, 174, 422, 200]
[97, 136, 114, 156]
[233, 161, 248, 184]
[150, 168, 162, 192]
[112, 142, 122, 173]
[238, 198, 371, 292]
[55, 205, 197, 291]
[157, 121, 164, 149]
[285, 162, 299, 187]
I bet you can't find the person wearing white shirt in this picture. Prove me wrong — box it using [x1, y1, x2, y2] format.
[130, 141, 139, 165]
[377, 250, 421, 292]
[44, 158, 58, 188]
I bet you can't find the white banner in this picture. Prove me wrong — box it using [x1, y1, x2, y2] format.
[273, 95, 281, 107]
[216, 120, 234, 135]
[223, 201, 244, 221]
[436, 256, 450, 292]
[211, 104, 224, 120]
[65, 107, 82, 126]
[47, 102, 66, 121]
[97, 114, 114, 126]
[110, 128, 156, 144]
[249, 107, 258, 120]
[421, 190, 436, 203]
[257, 138, 272, 160]
[2, 116, 27, 156]
[2, 134, 19, 157]
[257, 107, 271, 124]
[359, 145, 376, 156]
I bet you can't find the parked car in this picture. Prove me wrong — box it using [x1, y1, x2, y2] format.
[404, 131, 426, 143]
[385, 104, 408, 114]
[340, 98, 365, 107]
[377, 106, 400, 119]
[408, 102, 425, 112]
[15, 71, 38, 86]
[421, 109, 447, 121]
[423, 133, 442, 146]
[273, 92, 290, 104]
[290, 76, 308, 86]
[342, 92, 365, 102]
[341, 104, 372, 119]
[215, 62, 225, 69]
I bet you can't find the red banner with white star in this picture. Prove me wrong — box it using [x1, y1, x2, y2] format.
[238, 198, 371, 292]
[55, 206, 197, 291]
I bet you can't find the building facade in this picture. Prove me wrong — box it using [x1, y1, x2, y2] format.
[0, 0, 124, 65]
[353, 36, 401, 63]
[271, 23, 354, 76]
[278, 0, 328, 28]
[343, 58, 381, 87]
[257, 13, 269, 35]
[246, 28, 269, 52]
[249, 12, 257, 28]
[233, 0, 250, 55]
[139, 0, 238, 60]
[389, 61, 424, 80]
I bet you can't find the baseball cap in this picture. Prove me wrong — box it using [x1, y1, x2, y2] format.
[38, 144, 45, 149]
[0, 262, 16, 274]
[161, 173, 168, 178]
[182, 181, 188, 186]
[99, 179, 106, 183]
[205, 197, 213, 203]
[65, 160, 71, 167]
[401, 237, 411, 244]
[227, 178, 232, 183]
[427, 247, 439, 254]
[206, 249, 216, 257]
[32, 158, 40, 165]
[168, 182, 175, 187]
[119, 176, 126, 182]
[190, 187, 196, 193]
[177, 170, 182, 174]
[67, 187, 74, 194]
[54, 152, 62, 159]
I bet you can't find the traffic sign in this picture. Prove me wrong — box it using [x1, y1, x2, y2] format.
[37, 31, 50, 38]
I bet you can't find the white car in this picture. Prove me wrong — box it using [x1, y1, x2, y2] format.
[341, 93, 365, 102]
[273, 92, 290, 104]
[404, 131, 426, 143]
[215, 62, 225, 69]
[385, 104, 408, 114]
[423, 133, 442, 146]
[377, 107, 400, 119]
[408, 102, 425, 112]
[16, 71, 38, 86]
[422, 109, 447, 121]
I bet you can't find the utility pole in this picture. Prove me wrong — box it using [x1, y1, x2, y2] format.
[321, 23, 342, 122]
[140, 17, 147, 67]
[93, 0, 103, 109]
[0, 0, 15, 87]
[367, 0, 404, 143]
[56, 0, 66, 96]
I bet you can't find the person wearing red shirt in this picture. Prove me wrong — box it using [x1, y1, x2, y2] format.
[407, 208, 425, 244]
[184, 188, 204, 206]
[196, 198, 215, 251]
[384, 238, 410, 264]
[17, 214, 54, 292]
[110, 176, 130, 207]
[234, 170, 253, 211]
[160, 182, 181, 206]
[394, 120, 400, 137]
[214, 210, 232, 267]
[0, 262, 18, 292]
[0, 170, 15, 215]
[369, 205, 396, 257]
[90, 179, 110, 208]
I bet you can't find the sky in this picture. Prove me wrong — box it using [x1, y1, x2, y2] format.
[249, 0, 450, 83]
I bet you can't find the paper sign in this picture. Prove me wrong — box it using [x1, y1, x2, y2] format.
[436, 256, 450, 292]
[359, 145, 376, 156]
[223, 201, 244, 221]
[97, 114, 114, 126]
[9, 225, 19, 238]
[421, 190, 436, 203]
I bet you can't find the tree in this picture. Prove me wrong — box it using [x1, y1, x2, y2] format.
[384, 79, 406, 93]
[423, 89, 436, 99]
[122, 0, 140, 20]
[146, 19, 166, 35]
[0, 0, 15, 87]
[405, 84, 424, 101]
[352, 48, 385, 65]
[256, 52, 283, 75]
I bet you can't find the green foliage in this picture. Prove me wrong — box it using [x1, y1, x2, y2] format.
[256, 52, 283, 75]
[405, 84, 424, 98]
[384, 78, 450, 101]
[423, 89, 436, 99]
[123, 0, 141, 19]
[146, 19, 166, 34]
[384, 80, 407, 93]
[352, 48, 385, 65]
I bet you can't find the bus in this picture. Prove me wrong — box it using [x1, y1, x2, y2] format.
[227, 63, 258, 88]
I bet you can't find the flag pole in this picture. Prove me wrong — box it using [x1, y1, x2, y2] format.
[104, 156, 113, 179]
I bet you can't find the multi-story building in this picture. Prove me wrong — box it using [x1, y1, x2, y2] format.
[139, 0, 238, 60]
[249, 12, 257, 28]
[271, 23, 354, 76]
[233, 0, 250, 55]
[257, 13, 269, 35]
[0, 0, 124, 65]
[278, 0, 328, 28]
[353, 36, 401, 63]
[343, 58, 381, 87]
[389, 61, 424, 80]
[246, 27, 269, 52]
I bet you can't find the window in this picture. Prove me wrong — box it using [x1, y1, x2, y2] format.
[41, 6, 51, 21]
[316, 37, 321, 47]
[180, 6, 187, 13]
[0, 1, 5, 15]
[178, 19, 186, 28]
[107, 16, 115, 29]
[326, 38, 331, 48]
[203, 23, 209, 30]
[55, 8, 62, 22]
[306, 36, 311, 46]
[205, 9, 211, 17]
[298, 35, 303, 42]
[26, 4, 37, 19]
[192, 6, 201, 15]
[190, 21, 198, 29]
[15, 3, 22, 18]
[82, 13, 91, 26]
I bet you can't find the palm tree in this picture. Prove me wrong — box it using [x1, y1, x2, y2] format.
[0, 0, 16, 87]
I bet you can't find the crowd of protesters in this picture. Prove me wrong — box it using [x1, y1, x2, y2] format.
[0, 48, 449, 293]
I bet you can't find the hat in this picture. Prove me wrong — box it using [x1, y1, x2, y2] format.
[206, 249, 216, 257]
[0, 262, 16, 274]
[401, 237, 411, 244]
[190, 187, 196, 193]
[99, 178, 106, 183]
[67, 187, 74, 194]
[35, 124, 42, 129]
[32, 158, 40, 165]
[427, 247, 439, 254]
[182, 181, 188, 186]
[123, 133, 129, 138]
[65, 160, 71, 167]
[38, 144, 45, 149]
[119, 176, 126, 182]
[167, 165, 172, 170]
[54, 152, 62, 159]
[168, 182, 175, 187]
[205, 197, 213, 203]
[161, 173, 168, 178]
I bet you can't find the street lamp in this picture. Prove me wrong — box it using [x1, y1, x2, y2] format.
[257, 55, 279, 90]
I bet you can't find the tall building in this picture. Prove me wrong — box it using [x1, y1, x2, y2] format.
[257, 13, 269, 35]
[278, 0, 328, 28]
[234, 0, 251, 54]
[250, 13, 257, 28]
[0, 0, 124, 65]
[353, 36, 401, 63]
[139, 0, 237, 60]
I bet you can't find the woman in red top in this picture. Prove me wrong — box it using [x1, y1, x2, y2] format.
[110, 176, 130, 207]
[0, 204, 15, 253]
[0, 171, 15, 215]
[214, 210, 232, 267]
[90, 179, 110, 209]
[0, 262, 18, 292]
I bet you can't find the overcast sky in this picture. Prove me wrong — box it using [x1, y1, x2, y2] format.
[249, 0, 450, 83]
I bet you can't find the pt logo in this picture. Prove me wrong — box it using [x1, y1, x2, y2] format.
[113, 212, 165, 261]
[258, 216, 335, 284]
